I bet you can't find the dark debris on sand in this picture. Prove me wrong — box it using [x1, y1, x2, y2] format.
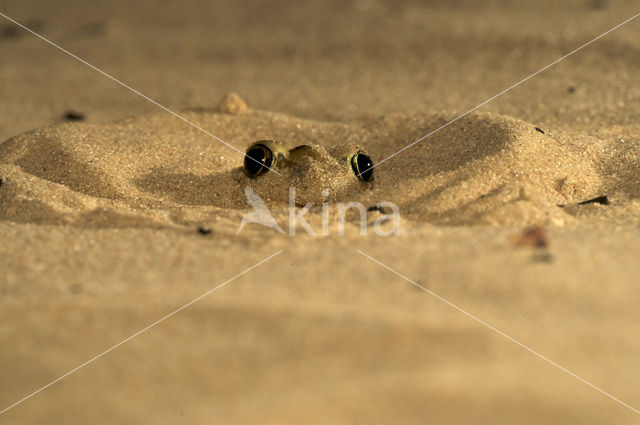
[367, 205, 389, 214]
[509, 225, 548, 249]
[63, 111, 86, 122]
[197, 226, 212, 235]
[577, 195, 609, 206]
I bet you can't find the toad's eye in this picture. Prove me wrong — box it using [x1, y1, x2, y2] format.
[244, 143, 274, 177]
[351, 151, 374, 182]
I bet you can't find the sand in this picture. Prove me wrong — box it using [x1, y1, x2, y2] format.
[1, 0, 640, 424]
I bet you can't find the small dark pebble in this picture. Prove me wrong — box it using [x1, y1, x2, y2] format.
[197, 226, 212, 235]
[578, 195, 609, 206]
[0, 178, 3, 187]
[567, 86, 576, 93]
[367, 205, 389, 214]
[64, 111, 86, 122]
[535, 127, 545, 134]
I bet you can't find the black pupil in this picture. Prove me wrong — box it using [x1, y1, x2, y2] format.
[354, 153, 373, 182]
[244, 146, 272, 176]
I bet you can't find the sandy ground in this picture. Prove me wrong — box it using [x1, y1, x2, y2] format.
[1, 0, 640, 424]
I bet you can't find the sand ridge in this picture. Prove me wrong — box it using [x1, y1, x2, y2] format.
[0, 95, 636, 232]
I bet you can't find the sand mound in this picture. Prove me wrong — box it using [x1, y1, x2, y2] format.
[0, 99, 636, 230]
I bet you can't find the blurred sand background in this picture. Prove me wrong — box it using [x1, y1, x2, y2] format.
[1, 0, 640, 424]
